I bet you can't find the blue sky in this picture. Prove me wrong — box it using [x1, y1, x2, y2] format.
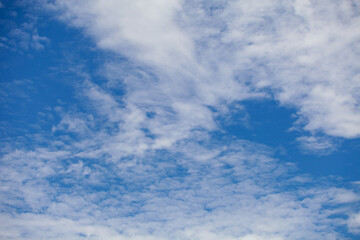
[1, 0, 360, 239]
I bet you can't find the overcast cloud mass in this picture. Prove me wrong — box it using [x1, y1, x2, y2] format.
[0, 0, 360, 239]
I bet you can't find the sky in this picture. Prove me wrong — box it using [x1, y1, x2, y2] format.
[0, 0, 360, 239]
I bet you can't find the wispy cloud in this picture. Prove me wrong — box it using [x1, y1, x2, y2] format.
[2, 21, 49, 52]
[0, 1, 50, 52]
[348, 212, 360, 234]
[51, 0, 360, 141]
[296, 135, 340, 155]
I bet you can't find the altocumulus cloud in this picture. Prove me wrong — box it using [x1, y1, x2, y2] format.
[0, 0, 360, 239]
[1, 140, 359, 239]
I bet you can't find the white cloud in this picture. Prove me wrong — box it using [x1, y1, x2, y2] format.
[1, 1, 359, 239]
[348, 212, 360, 234]
[5, 24, 50, 51]
[0, 139, 358, 239]
[296, 135, 339, 155]
[1, 1, 50, 52]
[52, 113, 92, 136]
[50, 0, 360, 141]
